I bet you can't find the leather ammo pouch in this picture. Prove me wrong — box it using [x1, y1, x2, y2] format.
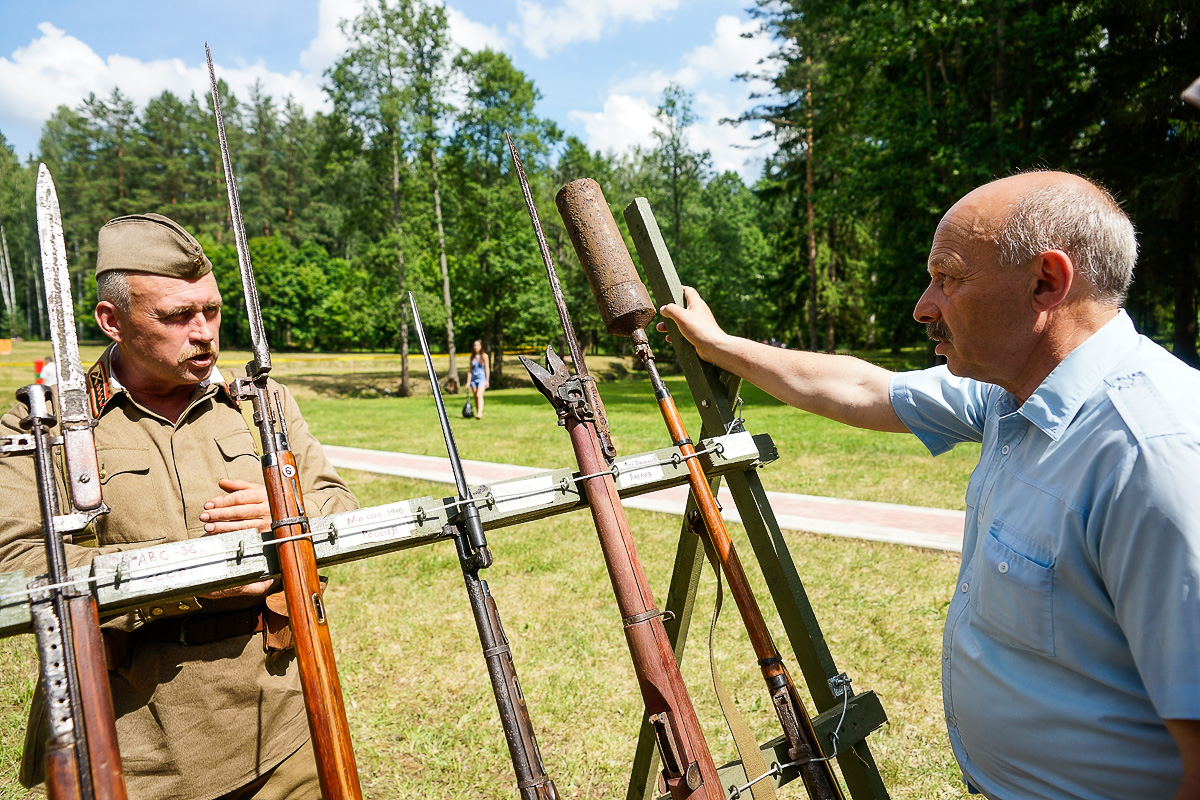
[102, 579, 327, 669]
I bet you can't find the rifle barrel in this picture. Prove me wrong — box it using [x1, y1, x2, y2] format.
[207, 44, 362, 800]
[409, 294, 559, 799]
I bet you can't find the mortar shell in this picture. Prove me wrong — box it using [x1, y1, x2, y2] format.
[555, 178, 656, 337]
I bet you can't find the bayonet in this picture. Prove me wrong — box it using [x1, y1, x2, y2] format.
[206, 44, 270, 380]
[2, 163, 129, 800]
[506, 134, 615, 460]
[35, 166, 102, 512]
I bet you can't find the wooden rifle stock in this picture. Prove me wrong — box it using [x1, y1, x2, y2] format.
[559, 394, 721, 800]
[40, 596, 127, 800]
[663, 392, 843, 800]
[509, 135, 720, 800]
[17, 384, 128, 800]
[256, 394, 362, 800]
[208, 44, 362, 799]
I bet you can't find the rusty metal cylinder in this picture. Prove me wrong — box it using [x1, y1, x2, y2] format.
[555, 178, 656, 337]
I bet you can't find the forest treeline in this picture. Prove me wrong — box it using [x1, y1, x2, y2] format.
[0, 0, 1197, 390]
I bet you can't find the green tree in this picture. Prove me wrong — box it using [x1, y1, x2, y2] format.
[329, 0, 418, 393]
[398, 1, 461, 389]
[446, 48, 561, 380]
[652, 83, 710, 260]
[0, 134, 34, 339]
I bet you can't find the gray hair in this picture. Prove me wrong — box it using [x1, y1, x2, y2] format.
[96, 270, 132, 313]
[997, 178, 1137, 306]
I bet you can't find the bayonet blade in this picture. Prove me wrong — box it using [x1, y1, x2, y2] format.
[35, 165, 86, 421]
[409, 293, 471, 503]
[206, 43, 271, 379]
[506, 133, 616, 459]
[35, 164, 103, 510]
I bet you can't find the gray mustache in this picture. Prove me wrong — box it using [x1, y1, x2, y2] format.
[926, 321, 951, 342]
[178, 344, 217, 364]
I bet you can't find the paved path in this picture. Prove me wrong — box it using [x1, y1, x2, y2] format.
[323, 445, 966, 553]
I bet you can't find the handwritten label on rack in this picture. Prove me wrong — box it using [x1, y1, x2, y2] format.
[492, 475, 555, 513]
[329, 500, 418, 546]
[616, 453, 664, 489]
[711, 431, 757, 461]
[116, 536, 231, 591]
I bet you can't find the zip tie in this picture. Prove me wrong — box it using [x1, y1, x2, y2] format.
[724, 396, 746, 436]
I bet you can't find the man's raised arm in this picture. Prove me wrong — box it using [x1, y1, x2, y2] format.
[658, 286, 908, 433]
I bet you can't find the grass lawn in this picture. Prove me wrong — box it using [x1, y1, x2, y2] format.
[0, 341, 973, 799]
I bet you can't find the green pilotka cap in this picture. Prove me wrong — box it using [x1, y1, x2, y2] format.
[95, 213, 212, 279]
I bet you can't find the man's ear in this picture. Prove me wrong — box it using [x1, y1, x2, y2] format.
[1030, 249, 1074, 313]
[95, 301, 124, 342]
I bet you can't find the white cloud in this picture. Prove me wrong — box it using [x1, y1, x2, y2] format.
[569, 15, 778, 181]
[568, 94, 660, 155]
[0, 23, 325, 136]
[514, 0, 680, 59]
[0, 3, 506, 156]
[446, 7, 509, 53]
[298, 0, 363, 73]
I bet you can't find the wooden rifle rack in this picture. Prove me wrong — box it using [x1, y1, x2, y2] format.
[623, 199, 890, 800]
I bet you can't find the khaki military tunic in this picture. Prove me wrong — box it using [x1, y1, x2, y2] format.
[0, 345, 358, 800]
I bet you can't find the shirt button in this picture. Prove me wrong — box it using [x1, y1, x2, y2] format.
[960, 582, 970, 593]
[947, 715, 957, 728]
[1001, 444, 1010, 455]
[942, 648, 950, 659]
[150, 607, 163, 616]
[977, 511, 983, 524]
[177, 602, 191, 611]
[997, 562, 1009, 574]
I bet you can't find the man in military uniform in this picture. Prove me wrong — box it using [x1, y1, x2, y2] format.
[0, 213, 358, 800]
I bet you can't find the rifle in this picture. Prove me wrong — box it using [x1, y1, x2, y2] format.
[409, 292, 560, 800]
[555, 179, 843, 800]
[206, 45, 363, 800]
[0, 164, 129, 800]
[507, 136, 721, 800]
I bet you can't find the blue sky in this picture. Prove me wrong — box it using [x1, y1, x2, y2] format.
[0, 0, 781, 180]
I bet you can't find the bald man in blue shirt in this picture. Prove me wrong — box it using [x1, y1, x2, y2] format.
[660, 171, 1200, 799]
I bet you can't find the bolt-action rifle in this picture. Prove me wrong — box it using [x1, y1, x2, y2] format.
[555, 179, 844, 800]
[409, 293, 560, 800]
[507, 136, 721, 800]
[0, 164, 130, 800]
[206, 45, 362, 800]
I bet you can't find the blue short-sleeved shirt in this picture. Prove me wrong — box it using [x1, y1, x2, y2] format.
[890, 311, 1200, 799]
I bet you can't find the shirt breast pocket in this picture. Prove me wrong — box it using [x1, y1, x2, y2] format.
[99, 448, 150, 488]
[97, 448, 162, 544]
[215, 430, 261, 485]
[974, 518, 1056, 657]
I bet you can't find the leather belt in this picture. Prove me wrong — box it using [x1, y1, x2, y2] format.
[102, 606, 277, 670]
[139, 606, 269, 646]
